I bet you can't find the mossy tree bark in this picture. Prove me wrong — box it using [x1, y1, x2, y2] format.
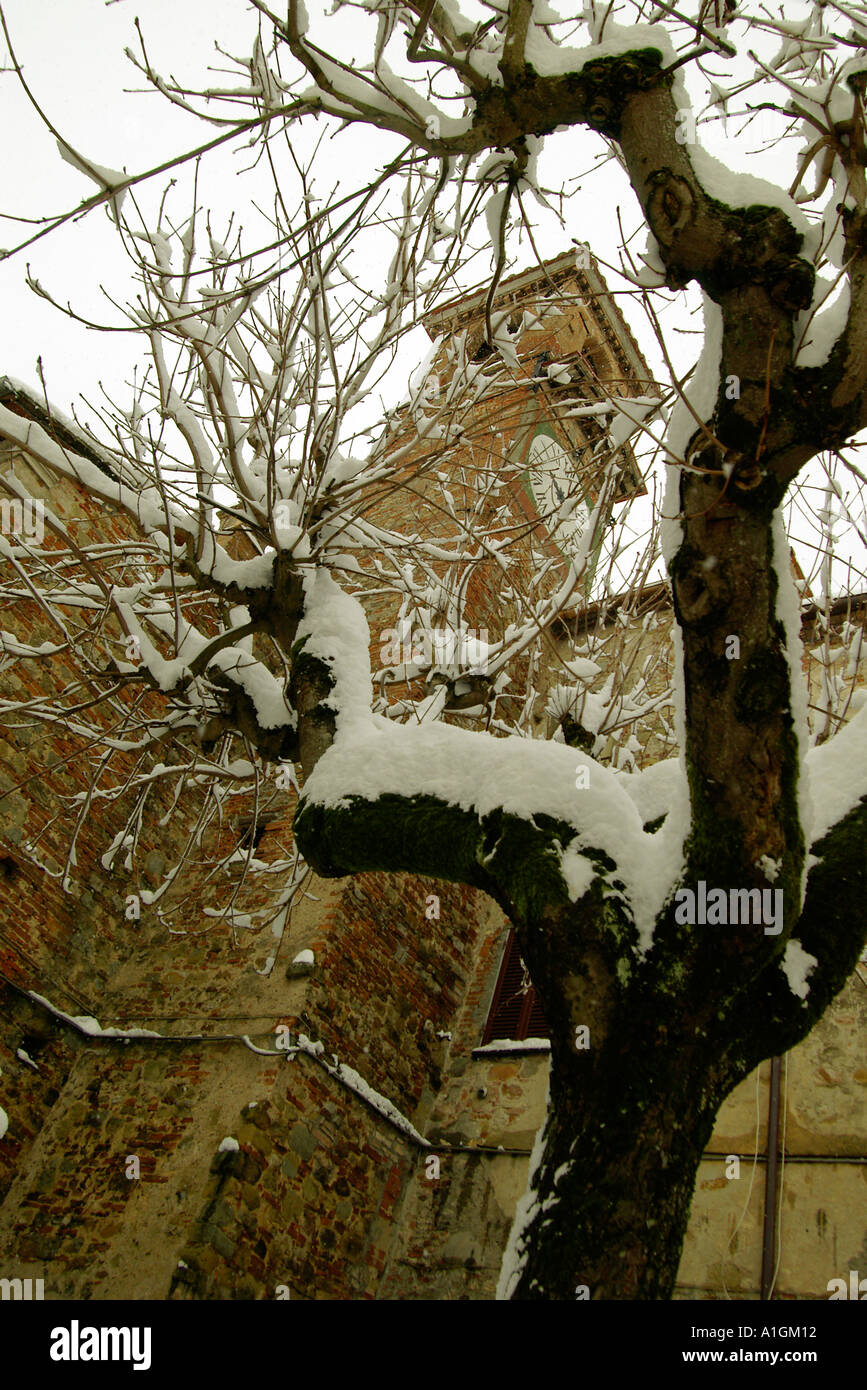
[502, 803, 867, 1299]
[506, 1039, 727, 1300]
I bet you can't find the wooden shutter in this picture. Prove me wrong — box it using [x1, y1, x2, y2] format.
[481, 930, 549, 1043]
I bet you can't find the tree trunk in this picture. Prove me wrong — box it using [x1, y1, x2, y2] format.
[509, 1039, 727, 1300]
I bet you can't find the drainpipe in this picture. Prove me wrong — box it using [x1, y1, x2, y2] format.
[760, 1055, 784, 1300]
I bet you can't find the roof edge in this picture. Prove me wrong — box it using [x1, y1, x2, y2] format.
[0, 376, 116, 479]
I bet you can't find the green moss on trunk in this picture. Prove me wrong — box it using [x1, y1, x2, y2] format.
[509, 1039, 728, 1299]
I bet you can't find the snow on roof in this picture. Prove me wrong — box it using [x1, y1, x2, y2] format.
[0, 376, 116, 478]
[420, 250, 654, 388]
[27, 991, 165, 1039]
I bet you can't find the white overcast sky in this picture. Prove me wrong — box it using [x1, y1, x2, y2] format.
[0, 0, 276, 412]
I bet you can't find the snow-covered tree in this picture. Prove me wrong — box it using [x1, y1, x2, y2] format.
[1, 0, 867, 1299]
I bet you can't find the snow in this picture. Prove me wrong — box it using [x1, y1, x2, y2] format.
[669, 67, 811, 233]
[474, 1038, 550, 1054]
[294, 1034, 429, 1146]
[562, 656, 600, 682]
[113, 594, 292, 729]
[559, 840, 596, 902]
[226, 758, 256, 779]
[483, 188, 509, 254]
[404, 334, 444, 408]
[658, 297, 722, 800]
[294, 569, 374, 732]
[666, 295, 723, 468]
[490, 310, 521, 370]
[757, 855, 782, 884]
[292, 949, 315, 965]
[56, 138, 128, 224]
[632, 230, 667, 288]
[617, 756, 686, 828]
[689, 141, 810, 230]
[27, 992, 162, 1039]
[524, 21, 675, 79]
[496, 1081, 551, 1298]
[0, 1104, 7, 1140]
[531, 0, 564, 21]
[0, 400, 193, 540]
[0, 631, 63, 659]
[320, 452, 367, 492]
[195, 531, 277, 590]
[569, 395, 662, 450]
[567, 402, 612, 420]
[794, 280, 850, 368]
[305, 711, 683, 954]
[207, 647, 290, 729]
[0, 377, 114, 468]
[661, 295, 723, 563]
[546, 362, 571, 386]
[607, 395, 661, 449]
[782, 939, 817, 1002]
[479, 155, 517, 190]
[805, 697, 867, 847]
[218, 1136, 240, 1152]
[772, 508, 813, 876]
[299, 44, 472, 138]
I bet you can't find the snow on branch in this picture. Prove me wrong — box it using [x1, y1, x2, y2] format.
[805, 698, 867, 847]
[301, 702, 684, 952]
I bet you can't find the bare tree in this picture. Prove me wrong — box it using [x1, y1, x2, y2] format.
[1, 0, 867, 1299]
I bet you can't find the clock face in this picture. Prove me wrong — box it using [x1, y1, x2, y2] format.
[526, 430, 591, 559]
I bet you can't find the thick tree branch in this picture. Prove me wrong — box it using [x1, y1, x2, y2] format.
[197, 669, 298, 762]
[500, 0, 533, 82]
[717, 796, 867, 1080]
[294, 789, 579, 923]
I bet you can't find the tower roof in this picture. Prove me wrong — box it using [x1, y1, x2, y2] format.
[421, 249, 654, 392]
